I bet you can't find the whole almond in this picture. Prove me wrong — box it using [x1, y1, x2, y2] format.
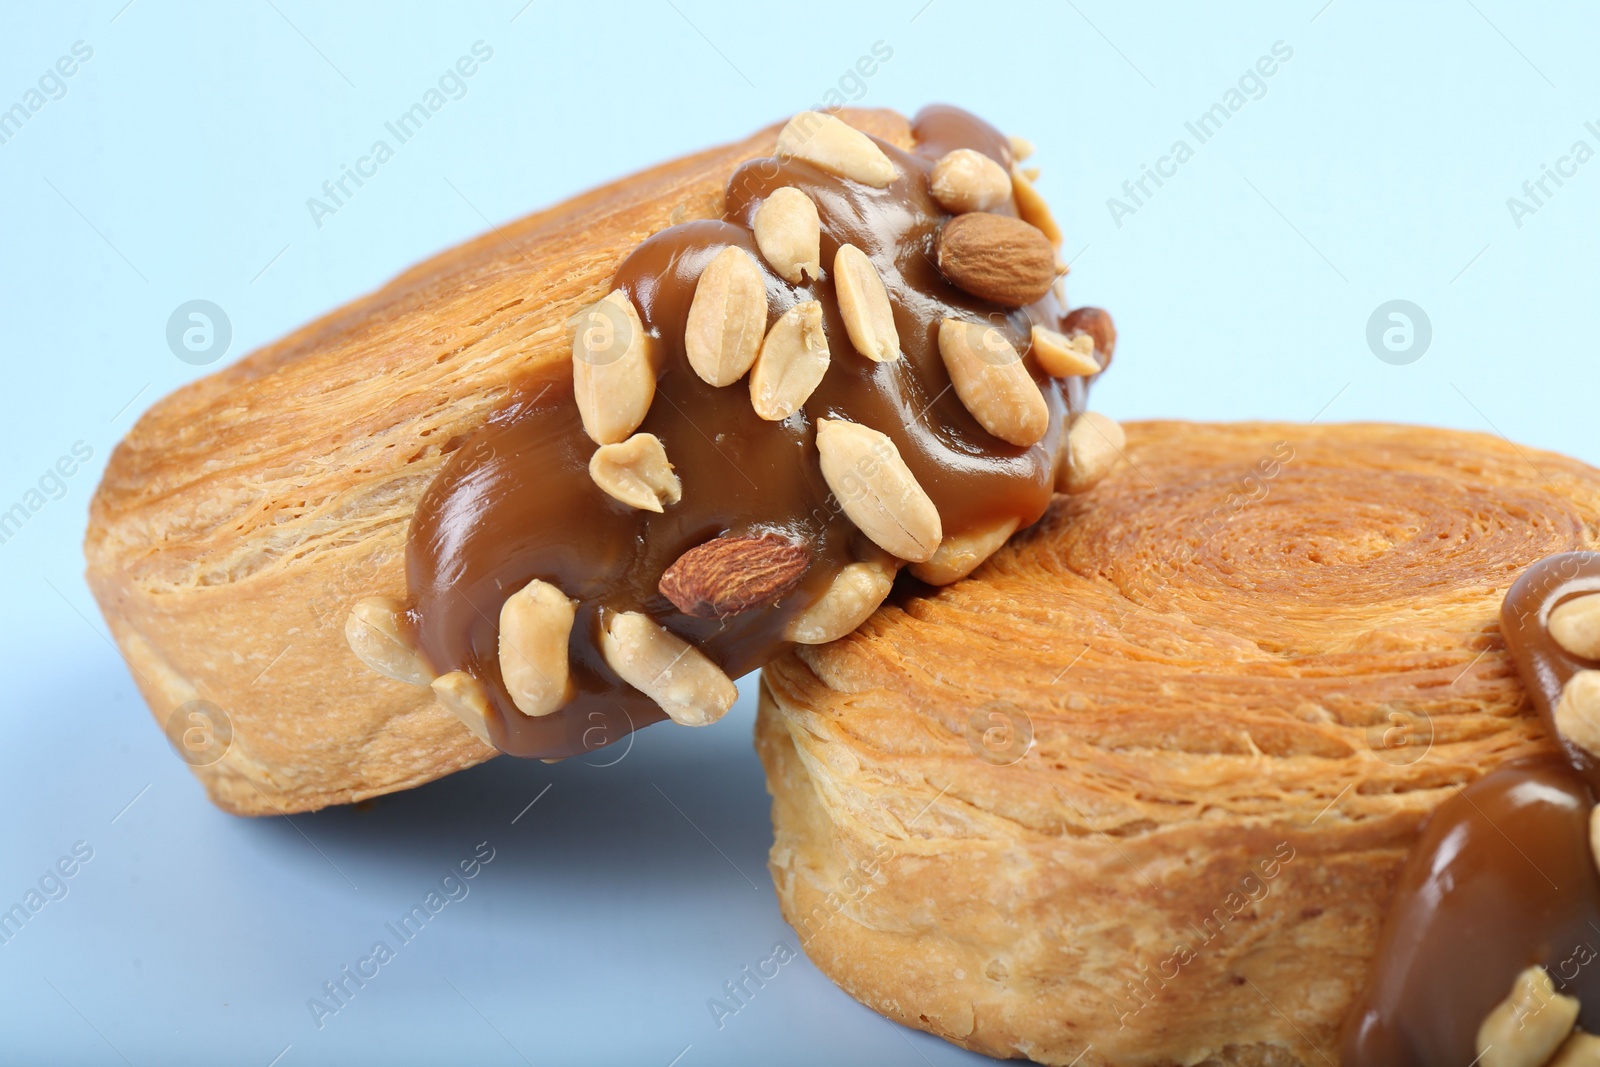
[1062, 305, 1117, 362]
[685, 245, 768, 387]
[659, 533, 811, 618]
[937, 213, 1056, 307]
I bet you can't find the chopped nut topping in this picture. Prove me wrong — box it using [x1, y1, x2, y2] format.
[431, 671, 494, 746]
[1032, 326, 1101, 377]
[752, 187, 822, 284]
[1551, 593, 1600, 661]
[572, 291, 655, 445]
[909, 516, 1020, 586]
[498, 579, 577, 718]
[1061, 412, 1126, 494]
[599, 611, 738, 726]
[776, 110, 898, 187]
[588, 433, 682, 513]
[833, 244, 901, 362]
[785, 552, 897, 644]
[816, 418, 941, 562]
[1475, 965, 1579, 1067]
[685, 245, 768, 387]
[344, 596, 433, 686]
[937, 319, 1049, 447]
[929, 148, 1012, 215]
[750, 300, 830, 420]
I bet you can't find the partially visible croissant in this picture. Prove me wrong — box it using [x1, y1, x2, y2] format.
[84, 109, 924, 816]
[758, 420, 1600, 1066]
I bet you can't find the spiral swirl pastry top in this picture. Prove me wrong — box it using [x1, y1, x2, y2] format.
[757, 419, 1600, 1066]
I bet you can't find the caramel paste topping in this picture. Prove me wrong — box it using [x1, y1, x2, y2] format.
[1343, 553, 1600, 1065]
[401, 106, 1113, 759]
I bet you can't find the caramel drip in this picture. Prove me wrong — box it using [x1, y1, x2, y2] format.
[1343, 553, 1600, 1064]
[404, 106, 1099, 759]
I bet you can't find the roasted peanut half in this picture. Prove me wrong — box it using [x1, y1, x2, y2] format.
[685, 245, 768, 387]
[785, 552, 897, 644]
[1060, 412, 1126, 494]
[431, 671, 494, 747]
[750, 300, 830, 421]
[589, 433, 682, 512]
[833, 244, 900, 363]
[1476, 965, 1579, 1067]
[599, 611, 738, 727]
[753, 187, 822, 284]
[498, 579, 577, 718]
[929, 148, 1012, 215]
[816, 418, 941, 562]
[776, 110, 898, 187]
[909, 516, 1020, 586]
[344, 596, 433, 686]
[1549, 1030, 1600, 1067]
[1555, 670, 1600, 758]
[572, 291, 655, 446]
[1551, 593, 1600, 661]
[1031, 325, 1101, 378]
[1010, 165, 1062, 247]
[937, 318, 1049, 447]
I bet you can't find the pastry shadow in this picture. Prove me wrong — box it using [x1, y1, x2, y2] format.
[238, 702, 776, 891]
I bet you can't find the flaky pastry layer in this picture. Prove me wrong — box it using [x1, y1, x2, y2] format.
[757, 420, 1600, 1066]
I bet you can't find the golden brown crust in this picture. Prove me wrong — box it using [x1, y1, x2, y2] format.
[84, 109, 917, 816]
[757, 420, 1600, 1066]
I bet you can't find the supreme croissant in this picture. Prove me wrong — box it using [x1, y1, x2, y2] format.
[85, 105, 1119, 814]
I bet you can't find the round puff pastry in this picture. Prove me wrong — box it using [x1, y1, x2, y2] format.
[84, 109, 918, 816]
[756, 420, 1600, 1066]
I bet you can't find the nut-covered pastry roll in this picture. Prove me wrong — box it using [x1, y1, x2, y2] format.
[85, 105, 1117, 814]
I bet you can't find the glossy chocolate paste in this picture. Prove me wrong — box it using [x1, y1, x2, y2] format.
[1343, 553, 1600, 1064]
[401, 106, 1111, 759]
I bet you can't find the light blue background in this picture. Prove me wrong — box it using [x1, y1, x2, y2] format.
[2, 2, 1596, 1064]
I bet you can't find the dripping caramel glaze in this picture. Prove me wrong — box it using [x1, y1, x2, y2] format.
[1344, 553, 1600, 1065]
[404, 106, 1105, 759]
